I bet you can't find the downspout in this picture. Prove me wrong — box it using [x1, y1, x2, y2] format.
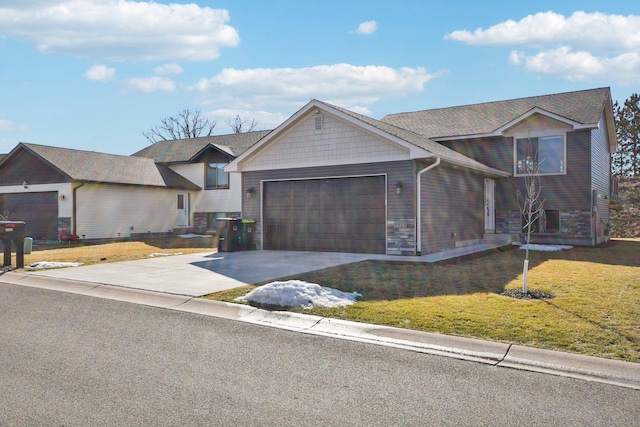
[72, 183, 85, 235]
[416, 157, 441, 254]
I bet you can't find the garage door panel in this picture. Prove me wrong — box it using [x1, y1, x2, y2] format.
[0, 192, 58, 241]
[264, 176, 386, 254]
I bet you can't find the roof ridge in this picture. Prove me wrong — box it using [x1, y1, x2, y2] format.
[384, 87, 610, 118]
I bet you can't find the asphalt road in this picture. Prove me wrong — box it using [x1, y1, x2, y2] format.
[1, 283, 638, 426]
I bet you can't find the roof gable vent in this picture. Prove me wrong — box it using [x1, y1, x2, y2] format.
[315, 115, 323, 130]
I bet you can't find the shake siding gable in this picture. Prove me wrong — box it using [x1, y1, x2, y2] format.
[243, 113, 409, 171]
[75, 183, 178, 239]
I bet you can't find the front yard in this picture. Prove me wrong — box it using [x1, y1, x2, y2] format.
[205, 239, 640, 363]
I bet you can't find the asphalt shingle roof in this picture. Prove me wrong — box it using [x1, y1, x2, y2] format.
[20, 143, 199, 189]
[132, 130, 271, 163]
[381, 87, 611, 139]
[318, 101, 509, 176]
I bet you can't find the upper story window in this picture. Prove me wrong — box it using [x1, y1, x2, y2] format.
[515, 135, 565, 176]
[206, 163, 229, 189]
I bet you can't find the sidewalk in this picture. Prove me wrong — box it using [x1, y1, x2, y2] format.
[1, 271, 638, 390]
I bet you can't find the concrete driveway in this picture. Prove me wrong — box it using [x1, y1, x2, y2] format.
[27, 250, 375, 296]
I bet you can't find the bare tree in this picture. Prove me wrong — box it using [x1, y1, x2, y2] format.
[143, 109, 217, 144]
[516, 140, 545, 294]
[225, 114, 259, 134]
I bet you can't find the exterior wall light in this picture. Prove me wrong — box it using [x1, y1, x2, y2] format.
[395, 181, 403, 194]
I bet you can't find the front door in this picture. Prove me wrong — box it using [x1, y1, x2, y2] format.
[484, 179, 495, 232]
[177, 193, 188, 226]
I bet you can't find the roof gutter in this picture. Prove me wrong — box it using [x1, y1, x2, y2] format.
[416, 157, 440, 254]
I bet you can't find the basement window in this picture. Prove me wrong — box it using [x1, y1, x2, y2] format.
[522, 209, 560, 234]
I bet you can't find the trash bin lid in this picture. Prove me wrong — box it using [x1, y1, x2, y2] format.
[241, 219, 256, 223]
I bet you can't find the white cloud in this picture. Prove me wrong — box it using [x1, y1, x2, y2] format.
[445, 11, 640, 83]
[356, 20, 378, 35]
[0, 0, 240, 61]
[154, 63, 183, 76]
[84, 64, 115, 82]
[0, 119, 29, 132]
[125, 76, 175, 93]
[190, 64, 440, 110]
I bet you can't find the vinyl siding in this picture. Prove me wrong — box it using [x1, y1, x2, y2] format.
[0, 147, 70, 185]
[75, 183, 178, 239]
[591, 113, 611, 243]
[420, 163, 485, 254]
[242, 161, 416, 250]
[170, 163, 242, 213]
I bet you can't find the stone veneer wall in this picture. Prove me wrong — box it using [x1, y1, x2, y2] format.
[496, 210, 592, 241]
[387, 218, 417, 255]
[193, 212, 241, 232]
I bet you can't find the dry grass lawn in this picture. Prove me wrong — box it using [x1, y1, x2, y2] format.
[0, 236, 216, 268]
[205, 239, 640, 363]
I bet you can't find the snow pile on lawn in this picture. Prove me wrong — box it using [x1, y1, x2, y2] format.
[179, 233, 209, 238]
[514, 243, 573, 251]
[26, 261, 82, 270]
[236, 280, 362, 309]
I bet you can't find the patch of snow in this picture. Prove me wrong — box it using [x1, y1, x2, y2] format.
[513, 243, 573, 251]
[148, 252, 183, 257]
[179, 233, 210, 238]
[26, 261, 82, 270]
[236, 280, 362, 309]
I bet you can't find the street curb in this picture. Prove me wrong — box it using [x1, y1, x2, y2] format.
[2, 272, 639, 390]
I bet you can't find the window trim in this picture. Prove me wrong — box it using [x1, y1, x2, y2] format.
[205, 162, 230, 190]
[513, 134, 567, 177]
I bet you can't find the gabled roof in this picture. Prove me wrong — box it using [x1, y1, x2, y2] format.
[9, 143, 199, 189]
[382, 87, 612, 139]
[132, 130, 271, 163]
[227, 99, 510, 177]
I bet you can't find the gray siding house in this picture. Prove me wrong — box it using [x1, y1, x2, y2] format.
[228, 87, 616, 255]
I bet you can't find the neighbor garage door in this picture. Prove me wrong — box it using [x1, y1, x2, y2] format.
[0, 192, 58, 241]
[264, 176, 386, 254]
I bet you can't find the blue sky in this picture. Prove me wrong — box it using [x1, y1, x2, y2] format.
[0, 0, 638, 155]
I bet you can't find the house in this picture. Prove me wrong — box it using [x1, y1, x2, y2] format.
[132, 130, 271, 232]
[227, 87, 616, 255]
[0, 130, 269, 242]
[0, 143, 199, 241]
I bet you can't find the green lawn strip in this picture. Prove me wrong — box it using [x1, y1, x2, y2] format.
[203, 240, 640, 363]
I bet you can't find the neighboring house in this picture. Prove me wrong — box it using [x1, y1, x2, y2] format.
[132, 130, 271, 232]
[228, 87, 616, 255]
[0, 143, 200, 242]
[0, 132, 270, 242]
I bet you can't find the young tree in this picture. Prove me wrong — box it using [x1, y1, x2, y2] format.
[516, 141, 545, 294]
[143, 109, 217, 144]
[612, 94, 640, 176]
[225, 114, 259, 134]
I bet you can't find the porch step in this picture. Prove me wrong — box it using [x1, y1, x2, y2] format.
[482, 233, 517, 246]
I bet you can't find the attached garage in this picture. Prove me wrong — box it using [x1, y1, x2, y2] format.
[263, 176, 386, 254]
[0, 192, 58, 241]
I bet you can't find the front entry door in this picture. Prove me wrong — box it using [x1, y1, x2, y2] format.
[484, 179, 495, 232]
[177, 193, 188, 226]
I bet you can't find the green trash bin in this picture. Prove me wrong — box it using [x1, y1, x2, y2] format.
[239, 219, 256, 251]
[215, 218, 241, 252]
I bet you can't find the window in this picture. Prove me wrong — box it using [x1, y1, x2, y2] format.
[515, 136, 565, 175]
[522, 209, 560, 234]
[206, 163, 229, 189]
